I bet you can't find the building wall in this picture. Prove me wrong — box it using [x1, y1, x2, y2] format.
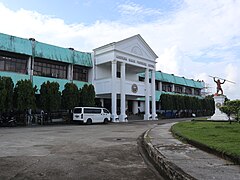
[95, 65, 111, 80]
[125, 70, 139, 81]
[0, 33, 92, 91]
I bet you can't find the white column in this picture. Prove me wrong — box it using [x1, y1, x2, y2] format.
[192, 88, 195, 95]
[159, 82, 162, 92]
[132, 101, 138, 115]
[100, 98, 104, 107]
[144, 68, 150, 120]
[111, 61, 118, 122]
[119, 62, 127, 122]
[172, 84, 175, 92]
[183, 87, 186, 94]
[67, 64, 73, 81]
[27, 57, 31, 75]
[151, 70, 157, 120]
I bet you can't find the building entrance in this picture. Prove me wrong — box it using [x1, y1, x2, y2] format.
[127, 100, 133, 115]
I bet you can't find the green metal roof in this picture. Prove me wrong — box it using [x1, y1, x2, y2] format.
[173, 76, 187, 86]
[0, 33, 32, 55]
[0, 32, 92, 67]
[35, 41, 92, 66]
[74, 50, 92, 67]
[139, 71, 204, 89]
[155, 71, 204, 88]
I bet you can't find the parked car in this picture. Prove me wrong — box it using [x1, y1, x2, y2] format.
[73, 107, 111, 124]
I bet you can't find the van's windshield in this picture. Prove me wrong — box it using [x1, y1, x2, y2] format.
[103, 109, 109, 113]
[73, 108, 82, 113]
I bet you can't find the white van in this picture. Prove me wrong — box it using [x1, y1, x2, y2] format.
[73, 107, 111, 124]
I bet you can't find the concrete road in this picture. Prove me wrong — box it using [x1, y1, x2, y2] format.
[0, 119, 183, 180]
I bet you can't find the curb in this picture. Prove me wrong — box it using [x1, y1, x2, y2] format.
[142, 128, 196, 180]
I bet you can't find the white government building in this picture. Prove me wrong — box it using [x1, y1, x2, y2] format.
[93, 35, 158, 122]
[0, 33, 204, 122]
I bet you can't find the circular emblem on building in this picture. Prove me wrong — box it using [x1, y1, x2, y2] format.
[216, 102, 222, 108]
[132, 84, 138, 93]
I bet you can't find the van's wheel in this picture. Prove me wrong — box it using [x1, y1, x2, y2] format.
[104, 118, 108, 124]
[86, 118, 92, 125]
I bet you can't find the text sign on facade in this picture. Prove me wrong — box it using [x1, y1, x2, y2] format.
[116, 55, 154, 69]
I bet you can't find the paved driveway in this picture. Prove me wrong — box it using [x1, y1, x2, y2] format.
[0, 120, 178, 180]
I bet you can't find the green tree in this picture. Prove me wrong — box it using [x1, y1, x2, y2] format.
[13, 80, 36, 111]
[87, 84, 96, 106]
[205, 95, 215, 115]
[0, 77, 14, 114]
[220, 100, 240, 122]
[219, 105, 232, 123]
[40, 81, 61, 119]
[176, 95, 185, 111]
[79, 84, 96, 107]
[62, 82, 79, 111]
[0, 76, 7, 113]
[160, 94, 170, 111]
[160, 94, 212, 117]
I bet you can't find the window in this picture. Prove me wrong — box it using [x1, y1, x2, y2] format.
[0, 59, 4, 70]
[34, 59, 67, 79]
[73, 66, 88, 82]
[84, 108, 101, 114]
[162, 83, 172, 92]
[155, 81, 159, 91]
[0, 55, 27, 74]
[74, 108, 82, 113]
[117, 71, 121, 78]
[139, 76, 144, 82]
[103, 109, 109, 113]
[194, 89, 201, 96]
[185, 87, 192, 95]
[175, 85, 183, 93]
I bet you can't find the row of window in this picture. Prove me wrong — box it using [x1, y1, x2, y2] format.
[34, 60, 67, 79]
[162, 83, 172, 92]
[0, 55, 27, 74]
[0, 54, 88, 82]
[161, 82, 200, 95]
[73, 108, 109, 114]
[140, 78, 201, 95]
[73, 67, 88, 82]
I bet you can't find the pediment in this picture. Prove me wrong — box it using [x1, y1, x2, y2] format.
[115, 34, 158, 61]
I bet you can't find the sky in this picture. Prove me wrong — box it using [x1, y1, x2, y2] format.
[0, 0, 239, 100]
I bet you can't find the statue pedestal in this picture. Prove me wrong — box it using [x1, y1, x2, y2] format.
[208, 95, 229, 121]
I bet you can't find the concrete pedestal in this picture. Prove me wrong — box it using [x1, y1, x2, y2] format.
[208, 95, 229, 121]
[111, 115, 119, 122]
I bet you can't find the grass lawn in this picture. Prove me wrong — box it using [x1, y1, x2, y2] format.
[171, 121, 240, 158]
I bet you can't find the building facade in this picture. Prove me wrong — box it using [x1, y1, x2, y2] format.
[0, 32, 204, 121]
[0, 32, 92, 92]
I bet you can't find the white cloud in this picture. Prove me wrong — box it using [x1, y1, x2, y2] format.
[118, 1, 162, 16]
[156, 46, 183, 75]
[0, 1, 240, 99]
